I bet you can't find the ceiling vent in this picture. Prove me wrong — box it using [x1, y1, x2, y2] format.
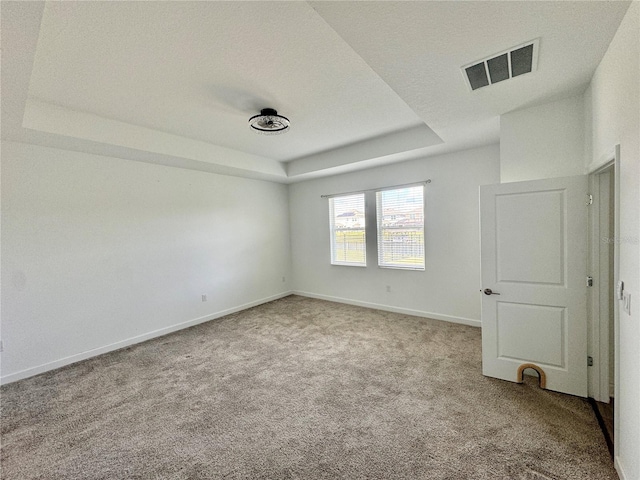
[462, 39, 539, 91]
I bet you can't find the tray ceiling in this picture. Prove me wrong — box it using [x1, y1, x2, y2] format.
[1, 1, 631, 182]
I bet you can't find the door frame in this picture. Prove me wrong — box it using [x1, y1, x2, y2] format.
[587, 145, 620, 413]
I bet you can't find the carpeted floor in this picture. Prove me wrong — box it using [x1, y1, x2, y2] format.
[1, 295, 616, 479]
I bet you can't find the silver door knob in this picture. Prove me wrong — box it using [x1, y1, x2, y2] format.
[483, 288, 500, 295]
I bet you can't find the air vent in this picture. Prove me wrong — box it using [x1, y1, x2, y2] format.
[462, 39, 539, 91]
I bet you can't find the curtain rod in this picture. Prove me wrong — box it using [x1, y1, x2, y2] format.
[320, 179, 431, 199]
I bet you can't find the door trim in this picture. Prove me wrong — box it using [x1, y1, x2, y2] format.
[587, 144, 620, 454]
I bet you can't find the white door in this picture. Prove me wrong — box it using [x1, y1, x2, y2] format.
[480, 175, 588, 397]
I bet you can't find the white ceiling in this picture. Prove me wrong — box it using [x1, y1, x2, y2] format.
[1, 1, 631, 183]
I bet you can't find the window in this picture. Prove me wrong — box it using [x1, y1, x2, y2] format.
[329, 193, 366, 266]
[376, 185, 425, 270]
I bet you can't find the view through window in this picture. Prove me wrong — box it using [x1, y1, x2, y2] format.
[329, 193, 366, 266]
[376, 185, 425, 270]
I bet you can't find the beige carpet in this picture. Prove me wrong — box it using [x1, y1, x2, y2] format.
[1, 295, 616, 479]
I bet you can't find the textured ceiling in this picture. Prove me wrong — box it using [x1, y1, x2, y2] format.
[28, 1, 429, 162]
[310, 1, 630, 148]
[1, 1, 631, 183]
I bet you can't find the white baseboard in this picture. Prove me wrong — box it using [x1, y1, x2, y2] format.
[292, 291, 481, 328]
[0, 291, 293, 385]
[615, 456, 628, 480]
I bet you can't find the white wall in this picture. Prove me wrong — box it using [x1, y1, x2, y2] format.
[0, 142, 292, 383]
[585, 3, 639, 478]
[289, 144, 500, 325]
[500, 94, 585, 183]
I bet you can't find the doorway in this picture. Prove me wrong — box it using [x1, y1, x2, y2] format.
[588, 153, 619, 457]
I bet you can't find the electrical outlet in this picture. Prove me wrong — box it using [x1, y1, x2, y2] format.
[0, 340, 3, 352]
[282, 276, 286, 283]
[386, 285, 391, 293]
[201, 294, 207, 302]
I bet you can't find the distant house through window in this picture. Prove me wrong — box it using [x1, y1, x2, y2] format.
[376, 185, 425, 270]
[329, 193, 366, 266]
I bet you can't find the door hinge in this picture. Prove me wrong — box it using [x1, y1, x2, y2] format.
[587, 276, 594, 287]
[587, 356, 594, 366]
[586, 194, 593, 205]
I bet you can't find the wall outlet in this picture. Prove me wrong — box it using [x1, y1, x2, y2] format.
[282, 276, 286, 283]
[0, 340, 3, 352]
[386, 285, 391, 293]
[201, 294, 207, 302]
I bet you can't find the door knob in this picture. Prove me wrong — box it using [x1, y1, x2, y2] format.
[483, 288, 500, 295]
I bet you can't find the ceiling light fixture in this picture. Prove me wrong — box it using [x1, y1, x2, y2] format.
[249, 108, 290, 135]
